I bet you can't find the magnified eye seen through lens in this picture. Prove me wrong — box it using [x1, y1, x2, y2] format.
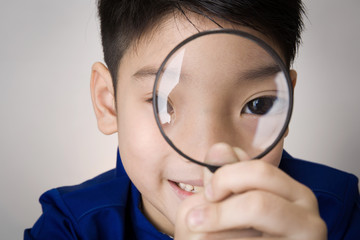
[157, 95, 175, 125]
[153, 29, 293, 171]
[243, 96, 278, 115]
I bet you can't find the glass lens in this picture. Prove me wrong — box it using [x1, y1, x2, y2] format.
[153, 30, 292, 167]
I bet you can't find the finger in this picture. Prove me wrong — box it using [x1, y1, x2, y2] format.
[232, 146, 250, 161]
[175, 193, 208, 240]
[204, 143, 244, 166]
[220, 238, 282, 240]
[187, 190, 326, 238]
[192, 228, 263, 240]
[175, 192, 263, 240]
[207, 160, 317, 210]
[203, 143, 250, 200]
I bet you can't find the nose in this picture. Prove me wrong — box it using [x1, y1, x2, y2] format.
[168, 106, 237, 163]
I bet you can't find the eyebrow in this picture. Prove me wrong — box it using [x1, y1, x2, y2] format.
[132, 64, 282, 82]
[239, 64, 282, 81]
[132, 66, 159, 80]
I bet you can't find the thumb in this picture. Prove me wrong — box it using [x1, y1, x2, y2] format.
[203, 143, 247, 201]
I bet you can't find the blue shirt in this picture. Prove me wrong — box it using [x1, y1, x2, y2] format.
[24, 151, 360, 239]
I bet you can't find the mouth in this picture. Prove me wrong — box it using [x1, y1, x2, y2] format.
[177, 182, 202, 193]
[168, 180, 204, 200]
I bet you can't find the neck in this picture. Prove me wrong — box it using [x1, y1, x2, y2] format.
[141, 196, 174, 236]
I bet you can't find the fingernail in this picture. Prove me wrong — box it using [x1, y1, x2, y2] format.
[188, 206, 205, 227]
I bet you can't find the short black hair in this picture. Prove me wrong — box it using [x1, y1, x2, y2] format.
[97, 0, 305, 93]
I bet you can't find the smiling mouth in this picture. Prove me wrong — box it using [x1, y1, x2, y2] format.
[169, 180, 204, 200]
[176, 182, 202, 193]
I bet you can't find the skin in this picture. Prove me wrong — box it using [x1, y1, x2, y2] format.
[90, 12, 327, 239]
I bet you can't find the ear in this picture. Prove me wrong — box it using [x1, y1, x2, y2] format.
[284, 69, 297, 138]
[90, 62, 117, 135]
[289, 69, 297, 89]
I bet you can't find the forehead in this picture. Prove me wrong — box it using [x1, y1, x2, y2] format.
[117, 12, 284, 83]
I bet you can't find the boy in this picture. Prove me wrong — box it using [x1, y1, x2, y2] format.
[25, 0, 360, 239]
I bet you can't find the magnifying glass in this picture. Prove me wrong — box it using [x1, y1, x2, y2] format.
[153, 29, 293, 172]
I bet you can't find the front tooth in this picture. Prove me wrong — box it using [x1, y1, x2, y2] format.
[192, 186, 201, 193]
[178, 182, 195, 192]
[178, 183, 186, 190]
[184, 184, 194, 192]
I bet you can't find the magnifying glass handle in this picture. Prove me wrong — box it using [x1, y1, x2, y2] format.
[189, 159, 220, 173]
[207, 165, 220, 173]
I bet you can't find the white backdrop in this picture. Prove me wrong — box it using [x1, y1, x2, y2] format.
[0, 1, 359, 239]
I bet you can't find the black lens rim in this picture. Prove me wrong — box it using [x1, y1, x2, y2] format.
[152, 29, 293, 172]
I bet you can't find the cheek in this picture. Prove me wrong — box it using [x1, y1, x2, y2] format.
[261, 138, 284, 167]
[116, 95, 171, 189]
[120, 109, 162, 158]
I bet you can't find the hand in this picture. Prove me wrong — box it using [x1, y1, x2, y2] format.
[174, 143, 327, 239]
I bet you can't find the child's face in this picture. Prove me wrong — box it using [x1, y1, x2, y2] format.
[100, 14, 291, 235]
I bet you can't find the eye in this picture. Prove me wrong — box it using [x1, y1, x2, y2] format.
[150, 94, 175, 124]
[242, 96, 279, 115]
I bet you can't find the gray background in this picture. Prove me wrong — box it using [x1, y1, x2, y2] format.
[0, 0, 359, 239]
